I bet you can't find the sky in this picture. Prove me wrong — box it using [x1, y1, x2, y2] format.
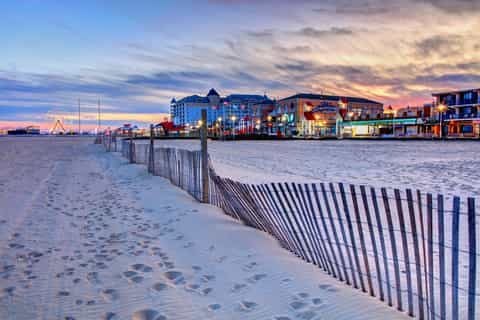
[1, 0, 479, 130]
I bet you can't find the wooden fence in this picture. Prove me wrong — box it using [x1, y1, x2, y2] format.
[106, 138, 478, 320]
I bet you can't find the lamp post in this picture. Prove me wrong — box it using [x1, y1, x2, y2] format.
[217, 117, 223, 140]
[337, 99, 347, 139]
[437, 103, 447, 139]
[314, 114, 320, 137]
[267, 115, 272, 135]
[231, 115, 237, 139]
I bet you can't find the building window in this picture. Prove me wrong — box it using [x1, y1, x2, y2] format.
[464, 92, 473, 104]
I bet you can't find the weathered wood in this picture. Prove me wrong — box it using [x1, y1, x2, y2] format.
[371, 187, 392, 306]
[313, 183, 344, 281]
[451, 196, 460, 320]
[437, 194, 446, 320]
[467, 197, 476, 320]
[281, 183, 316, 264]
[272, 183, 310, 262]
[382, 188, 403, 311]
[250, 184, 290, 250]
[350, 185, 374, 296]
[302, 184, 334, 275]
[290, 183, 325, 270]
[426, 193, 435, 319]
[406, 189, 424, 319]
[259, 184, 298, 254]
[339, 183, 365, 292]
[266, 184, 306, 260]
[394, 189, 414, 316]
[327, 183, 352, 286]
[360, 185, 382, 299]
[417, 190, 430, 318]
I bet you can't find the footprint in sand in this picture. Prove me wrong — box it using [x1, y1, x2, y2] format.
[296, 310, 318, 320]
[152, 282, 168, 292]
[231, 283, 247, 292]
[202, 287, 213, 295]
[163, 270, 183, 284]
[238, 300, 258, 312]
[130, 263, 153, 273]
[102, 288, 119, 301]
[192, 265, 202, 272]
[200, 274, 215, 283]
[101, 312, 118, 320]
[247, 273, 267, 283]
[123, 271, 137, 278]
[289, 301, 307, 310]
[57, 290, 70, 297]
[131, 309, 166, 320]
[3, 286, 16, 296]
[129, 276, 144, 284]
[318, 284, 338, 292]
[208, 303, 221, 311]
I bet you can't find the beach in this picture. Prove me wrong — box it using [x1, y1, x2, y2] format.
[0, 137, 408, 319]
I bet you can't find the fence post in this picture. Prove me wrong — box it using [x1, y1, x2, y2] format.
[200, 109, 209, 203]
[467, 197, 476, 320]
[129, 129, 134, 163]
[149, 124, 155, 173]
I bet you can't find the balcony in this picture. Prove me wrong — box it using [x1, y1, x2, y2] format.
[444, 113, 479, 120]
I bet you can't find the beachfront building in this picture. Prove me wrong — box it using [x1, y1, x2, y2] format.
[171, 89, 269, 135]
[219, 94, 267, 135]
[433, 88, 480, 138]
[170, 89, 221, 129]
[342, 104, 435, 138]
[252, 98, 276, 134]
[274, 93, 383, 137]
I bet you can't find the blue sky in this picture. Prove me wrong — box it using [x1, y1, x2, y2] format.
[1, 0, 479, 129]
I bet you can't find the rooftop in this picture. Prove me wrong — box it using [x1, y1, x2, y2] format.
[279, 93, 382, 105]
[432, 88, 480, 96]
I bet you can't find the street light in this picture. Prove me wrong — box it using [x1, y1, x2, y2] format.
[437, 103, 447, 139]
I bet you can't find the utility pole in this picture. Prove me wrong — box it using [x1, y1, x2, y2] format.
[78, 99, 81, 135]
[98, 99, 101, 134]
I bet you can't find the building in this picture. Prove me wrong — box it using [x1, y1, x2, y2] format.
[274, 93, 383, 136]
[171, 89, 269, 135]
[432, 88, 480, 138]
[7, 125, 40, 135]
[171, 89, 221, 128]
[252, 98, 276, 134]
[342, 104, 435, 138]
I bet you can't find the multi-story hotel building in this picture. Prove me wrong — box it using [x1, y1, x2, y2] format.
[433, 88, 480, 137]
[170, 89, 268, 132]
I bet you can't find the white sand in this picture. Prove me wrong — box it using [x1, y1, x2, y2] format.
[140, 139, 480, 199]
[0, 137, 409, 319]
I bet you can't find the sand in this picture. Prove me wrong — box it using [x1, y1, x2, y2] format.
[0, 137, 409, 319]
[138, 139, 480, 199]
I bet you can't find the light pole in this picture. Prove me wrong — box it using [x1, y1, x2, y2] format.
[267, 115, 272, 135]
[437, 103, 447, 139]
[314, 114, 320, 137]
[217, 117, 223, 140]
[231, 115, 237, 139]
[337, 99, 347, 139]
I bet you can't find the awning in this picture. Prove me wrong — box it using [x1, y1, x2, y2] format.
[304, 111, 315, 120]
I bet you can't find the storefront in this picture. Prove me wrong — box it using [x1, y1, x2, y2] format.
[342, 118, 420, 137]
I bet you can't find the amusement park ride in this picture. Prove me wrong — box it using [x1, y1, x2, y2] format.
[50, 119, 67, 135]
